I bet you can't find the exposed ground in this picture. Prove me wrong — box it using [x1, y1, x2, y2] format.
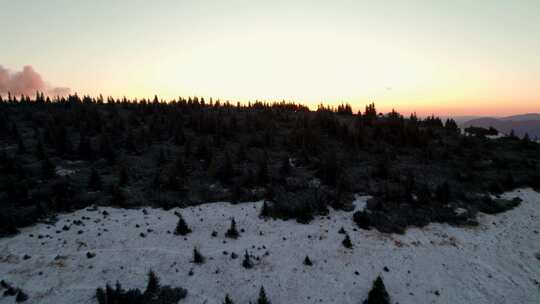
[1, 189, 539, 304]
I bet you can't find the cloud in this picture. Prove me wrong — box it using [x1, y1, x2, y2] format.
[0, 65, 70, 97]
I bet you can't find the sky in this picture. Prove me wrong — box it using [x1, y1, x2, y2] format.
[1, 0, 539, 116]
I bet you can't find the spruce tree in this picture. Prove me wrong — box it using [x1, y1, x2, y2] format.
[174, 213, 192, 236]
[78, 135, 94, 160]
[303, 256, 313, 266]
[111, 185, 126, 206]
[260, 201, 270, 218]
[279, 155, 291, 179]
[216, 152, 234, 185]
[118, 165, 129, 186]
[225, 218, 239, 239]
[145, 270, 160, 295]
[256, 158, 269, 186]
[342, 234, 353, 249]
[34, 139, 45, 160]
[88, 168, 102, 191]
[193, 247, 205, 264]
[223, 294, 234, 304]
[363, 276, 390, 304]
[257, 286, 270, 304]
[17, 136, 26, 154]
[15, 289, 28, 302]
[242, 250, 253, 269]
[41, 157, 55, 180]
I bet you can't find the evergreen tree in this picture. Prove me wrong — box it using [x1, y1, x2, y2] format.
[42, 157, 56, 180]
[279, 155, 291, 179]
[242, 250, 253, 269]
[34, 139, 45, 160]
[17, 136, 26, 154]
[225, 218, 239, 239]
[88, 168, 102, 191]
[193, 247, 205, 264]
[257, 286, 270, 304]
[99, 134, 116, 162]
[342, 234, 353, 249]
[174, 213, 192, 236]
[223, 294, 234, 304]
[216, 152, 234, 185]
[363, 276, 390, 304]
[303, 255, 313, 266]
[260, 201, 270, 218]
[111, 185, 126, 206]
[145, 270, 160, 295]
[173, 125, 186, 145]
[256, 157, 269, 186]
[435, 182, 450, 204]
[118, 165, 129, 186]
[15, 289, 28, 302]
[166, 154, 186, 191]
[78, 135, 94, 160]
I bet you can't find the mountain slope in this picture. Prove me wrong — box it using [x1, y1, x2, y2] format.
[1, 190, 539, 304]
[462, 114, 540, 138]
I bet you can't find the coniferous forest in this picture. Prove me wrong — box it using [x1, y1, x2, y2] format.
[1, 93, 540, 236]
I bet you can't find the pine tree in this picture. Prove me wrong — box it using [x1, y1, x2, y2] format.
[111, 185, 126, 206]
[342, 234, 353, 249]
[15, 289, 28, 302]
[256, 157, 269, 186]
[216, 152, 234, 185]
[363, 276, 390, 304]
[435, 182, 450, 204]
[17, 136, 26, 154]
[34, 139, 45, 160]
[166, 154, 186, 191]
[145, 270, 160, 295]
[225, 218, 239, 239]
[42, 157, 56, 180]
[242, 250, 253, 269]
[118, 165, 129, 186]
[174, 213, 192, 236]
[193, 247, 205, 264]
[303, 255, 313, 266]
[88, 168, 102, 191]
[223, 294, 234, 304]
[78, 135, 94, 160]
[279, 155, 291, 179]
[260, 201, 270, 218]
[257, 286, 270, 304]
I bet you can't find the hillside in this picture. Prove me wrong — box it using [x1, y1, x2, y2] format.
[2, 97, 540, 238]
[463, 113, 540, 139]
[1, 189, 538, 304]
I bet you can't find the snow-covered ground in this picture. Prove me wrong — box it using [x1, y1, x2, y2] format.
[1, 189, 539, 304]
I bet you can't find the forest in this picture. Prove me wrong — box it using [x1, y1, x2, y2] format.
[1, 93, 539, 236]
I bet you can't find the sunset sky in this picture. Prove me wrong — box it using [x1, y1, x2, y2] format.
[1, 0, 539, 116]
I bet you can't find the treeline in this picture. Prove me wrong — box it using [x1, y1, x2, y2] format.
[1, 93, 539, 235]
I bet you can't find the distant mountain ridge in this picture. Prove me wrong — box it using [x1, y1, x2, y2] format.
[500, 113, 540, 121]
[462, 113, 540, 139]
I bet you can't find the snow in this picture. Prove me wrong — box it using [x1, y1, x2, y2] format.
[54, 167, 75, 177]
[1, 189, 539, 304]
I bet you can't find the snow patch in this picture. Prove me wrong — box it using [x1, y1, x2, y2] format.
[0, 190, 539, 304]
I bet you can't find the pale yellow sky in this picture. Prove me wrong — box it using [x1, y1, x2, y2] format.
[1, 0, 539, 116]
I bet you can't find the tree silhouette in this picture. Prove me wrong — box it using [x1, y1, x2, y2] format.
[174, 213, 192, 236]
[257, 286, 270, 304]
[225, 218, 239, 239]
[363, 276, 390, 304]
